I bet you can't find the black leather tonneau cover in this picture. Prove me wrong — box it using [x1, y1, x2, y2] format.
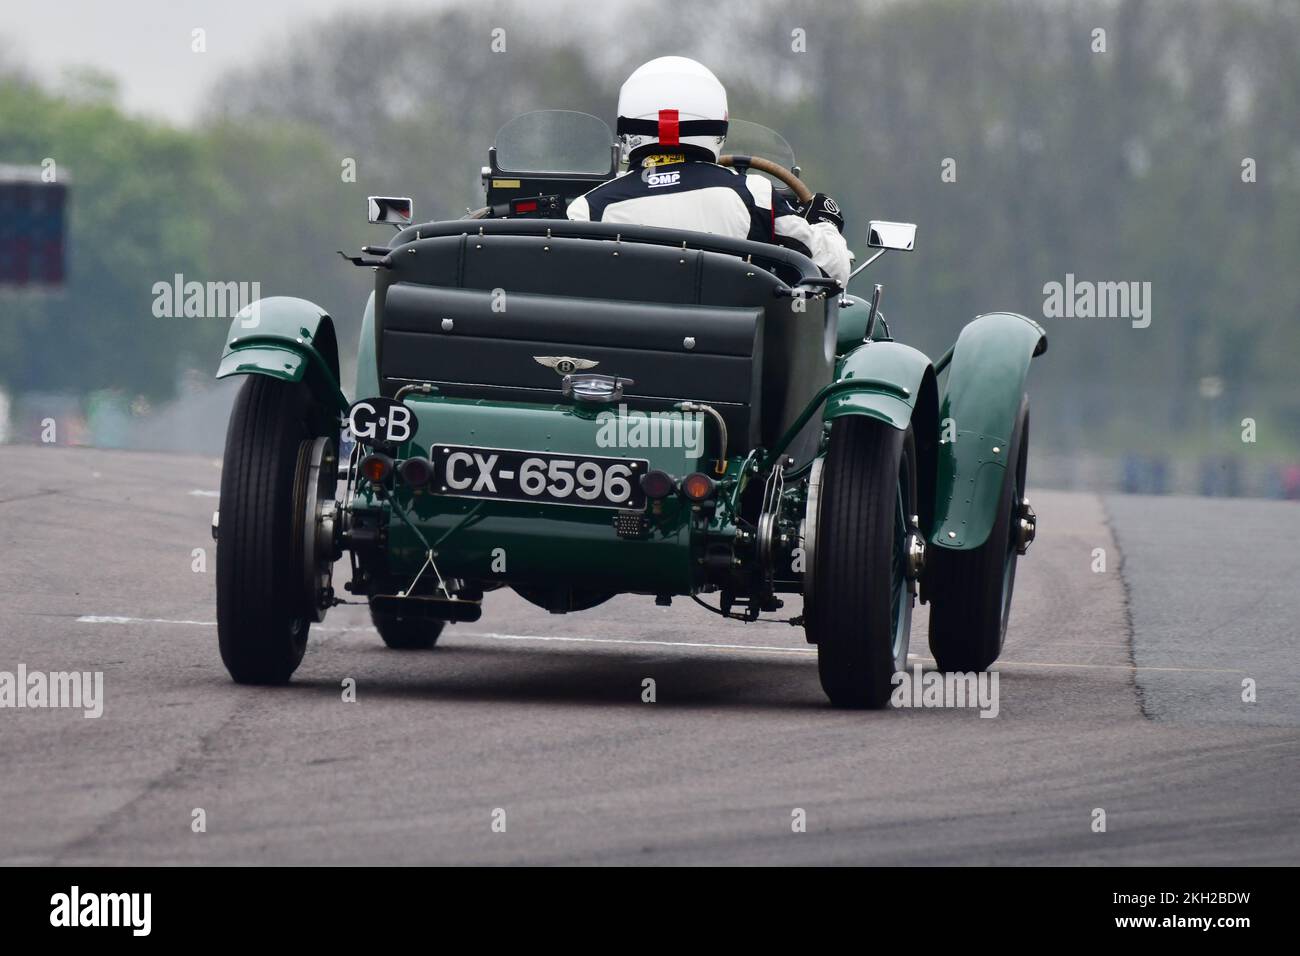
[382, 284, 764, 449]
[373, 221, 825, 452]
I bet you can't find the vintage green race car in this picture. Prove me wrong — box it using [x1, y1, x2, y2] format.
[213, 111, 1044, 708]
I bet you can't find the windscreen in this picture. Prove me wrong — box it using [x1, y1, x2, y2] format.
[722, 119, 797, 171]
[494, 110, 615, 174]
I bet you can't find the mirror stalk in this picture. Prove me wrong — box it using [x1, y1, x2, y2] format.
[864, 284, 883, 342]
[847, 248, 888, 287]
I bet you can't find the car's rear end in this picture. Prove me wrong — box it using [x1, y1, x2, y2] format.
[346, 219, 831, 615]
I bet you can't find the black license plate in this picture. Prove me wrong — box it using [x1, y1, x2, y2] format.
[431, 444, 648, 510]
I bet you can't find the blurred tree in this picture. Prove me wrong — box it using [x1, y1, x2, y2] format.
[0, 77, 216, 397]
[1, 0, 1297, 458]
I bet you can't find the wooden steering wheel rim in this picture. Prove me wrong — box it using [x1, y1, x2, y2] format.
[719, 154, 814, 204]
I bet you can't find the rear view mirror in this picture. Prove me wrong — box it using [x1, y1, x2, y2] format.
[368, 196, 413, 225]
[866, 220, 916, 251]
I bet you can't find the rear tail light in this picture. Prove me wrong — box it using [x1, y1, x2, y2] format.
[681, 472, 717, 502]
[399, 456, 434, 488]
[360, 453, 393, 485]
[640, 469, 676, 500]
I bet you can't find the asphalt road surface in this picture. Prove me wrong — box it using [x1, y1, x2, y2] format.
[2, 445, 1296, 865]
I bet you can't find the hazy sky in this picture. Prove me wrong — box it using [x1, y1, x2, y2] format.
[0, 0, 448, 124]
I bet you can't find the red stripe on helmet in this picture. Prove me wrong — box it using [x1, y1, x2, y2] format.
[658, 109, 680, 146]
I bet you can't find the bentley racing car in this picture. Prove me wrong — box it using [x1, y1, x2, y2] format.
[213, 110, 1045, 708]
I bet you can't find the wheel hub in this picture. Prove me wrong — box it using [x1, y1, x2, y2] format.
[294, 436, 340, 621]
[904, 515, 926, 592]
[1014, 498, 1037, 555]
[800, 455, 826, 629]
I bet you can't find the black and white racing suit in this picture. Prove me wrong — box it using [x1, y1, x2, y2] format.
[567, 153, 851, 285]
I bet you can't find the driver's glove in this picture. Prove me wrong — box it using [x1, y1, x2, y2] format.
[801, 193, 844, 233]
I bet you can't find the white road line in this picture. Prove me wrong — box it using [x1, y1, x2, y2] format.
[72, 615, 1245, 672]
[75, 615, 372, 632]
[78, 615, 215, 627]
[465, 631, 815, 654]
[187, 490, 220, 498]
[992, 659, 1243, 674]
[1040, 640, 1133, 647]
[73, 616, 810, 652]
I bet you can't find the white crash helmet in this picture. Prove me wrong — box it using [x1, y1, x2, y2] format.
[616, 56, 729, 163]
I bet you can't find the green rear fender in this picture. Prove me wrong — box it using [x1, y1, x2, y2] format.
[932, 311, 1046, 550]
[355, 292, 379, 399]
[216, 296, 348, 414]
[825, 341, 939, 536]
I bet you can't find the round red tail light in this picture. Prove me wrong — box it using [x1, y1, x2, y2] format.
[360, 453, 393, 485]
[681, 472, 717, 502]
[399, 456, 434, 488]
[640, 469, 676, 500]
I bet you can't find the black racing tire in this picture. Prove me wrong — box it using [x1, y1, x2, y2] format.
[927, 396, 1029, 672]
[371, 608, 445, 650]
[807, 417, 917, 709]
[216, 376, 323, 684]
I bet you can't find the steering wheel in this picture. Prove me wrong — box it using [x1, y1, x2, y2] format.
[719, 154, 813, 205]
[462, 154, 813, 220]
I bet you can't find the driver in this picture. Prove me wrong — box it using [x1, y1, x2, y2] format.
[567, 56, 851, 285]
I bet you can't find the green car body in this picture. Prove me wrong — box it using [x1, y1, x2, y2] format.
[212, 114, 1045, 705]
[217, 280, 1043, 591]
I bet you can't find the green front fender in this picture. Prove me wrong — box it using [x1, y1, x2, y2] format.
[827, 340, 936, 430]
[215, 296, 348, 413]
[932, 311, 1046, 550]
[825, 341, 940, 535]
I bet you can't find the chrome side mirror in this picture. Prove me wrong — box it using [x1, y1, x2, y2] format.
[367, 196, 413, 225]
[866, 220, 916, 251]
[846, 221, 919, 292]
